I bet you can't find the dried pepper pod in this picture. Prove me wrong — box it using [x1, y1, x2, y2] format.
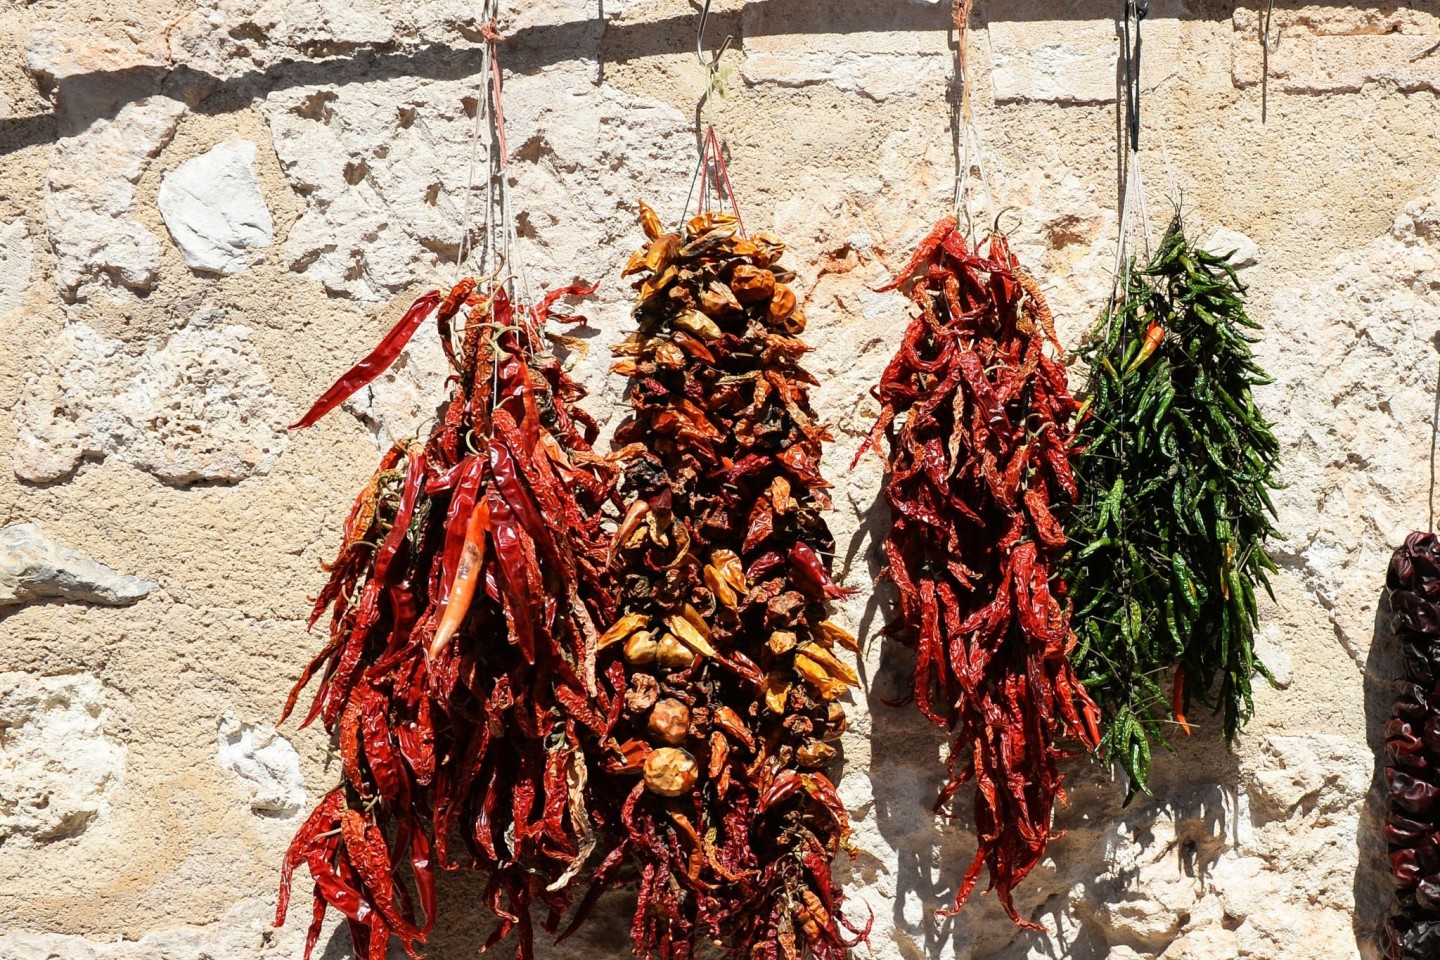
[592, 202, 868, 959]
[856, 217, 1100, 926]
[1385, 532, 1440, 960]
[276, 278, 622, 959]
[1065, 216, 1281, 796]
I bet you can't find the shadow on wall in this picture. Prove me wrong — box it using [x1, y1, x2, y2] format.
[841, 481, 982, 959]
[1357, 585, 1402, 960]
[12, 0, 1436, 153]
[312, 869, 638, 960]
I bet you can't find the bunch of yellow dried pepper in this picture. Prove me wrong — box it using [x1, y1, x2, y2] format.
[590, 200, 866, 959]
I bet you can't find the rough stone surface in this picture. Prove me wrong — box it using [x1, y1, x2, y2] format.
[0, 1, 1437, 958]
[0, 523, 158, 607]
[1231, 8, 1440, 95]
[0, 219, 33, 319]
[0, 899, 316, 960]
[23, 23, 183, 300]
[741, 0, 949, 102]
[0, 672, 125, 843]
[13, 310, 288, 485]
[216, 713, 306, 816]
[159, 140, 275, 274]
[1269, 182, 1440, 668]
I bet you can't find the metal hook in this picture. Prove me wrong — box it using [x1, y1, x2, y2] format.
[695, 0, 733, 72]
[991, 206, 1021, 240]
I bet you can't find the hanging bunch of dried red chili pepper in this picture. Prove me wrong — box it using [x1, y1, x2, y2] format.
[586, 194, 867, 960]
[1384, 531, 1440, 959]
[855, 218, 1100, 926]
[275, 274, 623, 959]
[274, 4, 634, 951]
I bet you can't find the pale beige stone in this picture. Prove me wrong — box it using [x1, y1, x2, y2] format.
[0, 672, 125, 843]
[14, 311, 288, 484]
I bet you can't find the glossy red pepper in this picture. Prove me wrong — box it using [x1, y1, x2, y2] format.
[290, 290, 443, 429]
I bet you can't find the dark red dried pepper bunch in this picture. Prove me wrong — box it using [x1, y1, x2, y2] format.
[856, 217, 1101, 926]
[589, 201, 868, 960]
[1385, 531, 1440, 959]
[275, 277, 622, 959]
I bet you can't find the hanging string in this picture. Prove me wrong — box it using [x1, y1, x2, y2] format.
[950, 0, 995, 240]
[680, 0, 746, 234]
[1110, 0, 1152, 308]
[447, 0, 550, 405]
[1260, 0, 1277, 124]
[454, 3, 492, 281]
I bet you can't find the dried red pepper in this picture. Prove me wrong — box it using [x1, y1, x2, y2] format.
[857, 217, 1099, 926]
[590, 202, 868, 959]
[1385, 531, 1440, 959]
[276, 278, 621, 959]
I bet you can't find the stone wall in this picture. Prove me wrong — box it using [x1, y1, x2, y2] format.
[0, 1, 1436, 958]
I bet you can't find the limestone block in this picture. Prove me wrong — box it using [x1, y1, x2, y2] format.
[0, 899, 318, 960]
[171, 0, 484, 76]
[23, 25, 184, 300]
[260, 74, 493, 301]
[0, 219, 34, 319]
[985, 18, 1119, 105]
[1241, 734, 1370, 822]
[0, 672, 124, 843]
[159, 140, 275, 274]
[1204, 227, 1260, 269]
[1232, 7, 1440, 95]
[216, 713, 305, 816]
[741, 1, 949, 102]
[14, 310, 288, 485]
[0, 523, 157, 608]
[1268, 180, 1440, 664]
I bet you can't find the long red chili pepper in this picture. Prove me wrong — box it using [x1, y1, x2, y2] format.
[288, 290, 443, 429]
[590, 202, 868, 960]
[277, 278, 622, 960]
[858, 217, 1099, 926]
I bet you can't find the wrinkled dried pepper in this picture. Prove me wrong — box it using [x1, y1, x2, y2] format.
[276, 277, 621, 959]
[1065, 217, 1280, 796]
[1385, 532, 1440, 960]
[857, 217, 1099, 927]
[591, 201, 868, 959]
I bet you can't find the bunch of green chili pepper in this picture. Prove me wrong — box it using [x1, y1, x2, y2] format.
[1066, 214, 1281, 797]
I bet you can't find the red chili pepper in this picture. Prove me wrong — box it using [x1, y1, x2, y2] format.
[289, 290, 443, 429]
[788, 541, 853, 600]
[278, 276, 623, 960]
[1125, 320, 1165, 374]
[1173, 667, 1192, 736]
[429, 495, 491, 659]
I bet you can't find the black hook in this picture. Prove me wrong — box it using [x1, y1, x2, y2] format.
[1122, 0, 1146, 154]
